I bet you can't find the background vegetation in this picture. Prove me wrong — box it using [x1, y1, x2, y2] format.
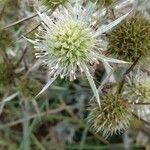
[0, 0, 149, 149]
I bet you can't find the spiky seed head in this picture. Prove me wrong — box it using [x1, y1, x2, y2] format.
[88, 93, 132, 137]
[125, 74, 150, 120]
[32, 0, 129, 81]
[16, 77, 42, 98]
[125, 73, 150, 108]
[107, 13, 150, 63]
[126, 77, 150, 103]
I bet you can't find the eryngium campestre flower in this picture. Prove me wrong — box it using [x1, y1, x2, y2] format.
[91, 0, 113, 7]
[27, 0, 131, 104]
[88, 94, 132, 137]
[125, 73, 150, 120]
[107, 13, 150, 63]
[126, 76, 150, 103]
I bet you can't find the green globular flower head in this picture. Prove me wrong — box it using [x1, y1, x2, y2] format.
[88, 93, 132, 137]
[107, 13, 150, 63]
[0, 29, 12, 52]
[29, 0, 131, 104]
[45, 20, 91, 66]
[0, 0, 19, 19]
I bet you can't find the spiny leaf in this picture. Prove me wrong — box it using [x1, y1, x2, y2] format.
[35, 76, 57, 98]
[82, 63, 101, 107]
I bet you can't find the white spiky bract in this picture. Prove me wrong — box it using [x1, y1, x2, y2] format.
[28, 0, 131, 105]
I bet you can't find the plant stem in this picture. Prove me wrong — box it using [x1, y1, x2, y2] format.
[130, 103, 150, 105]
[132, 112, 150, 127]
[117, 57, 140, 94]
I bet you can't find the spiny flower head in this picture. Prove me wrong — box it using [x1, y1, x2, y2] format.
[28, 0, 131, 104]
[107, 13, 150, 63]
[88, 93, 132, 137]
[33, 0, 130, 80]
[125, 73, 150, 120]
[16, 77, 42, 98]
[45, 20, 91, 66]
[126, 75, 150, 103]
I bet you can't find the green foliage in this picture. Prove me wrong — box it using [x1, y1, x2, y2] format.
[0, 0, 19, 19]
[41, 0, 68, 8]
[107, 13, 150, 63]
[16, 77, 41, 98]
[0, 63, 14, 89]
[126, 77, 150, 103]
[0, 29, 12, 51]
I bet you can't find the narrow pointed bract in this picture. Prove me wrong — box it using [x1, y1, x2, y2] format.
[29, 0, 132, 104]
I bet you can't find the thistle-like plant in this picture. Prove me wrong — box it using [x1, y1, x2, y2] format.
[107, 13, 150, 63]
[26, 0, 131, 105]
[88, 93, 133, 137]
[125, 73, 150, 120]
[126, 76, 150, 103]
